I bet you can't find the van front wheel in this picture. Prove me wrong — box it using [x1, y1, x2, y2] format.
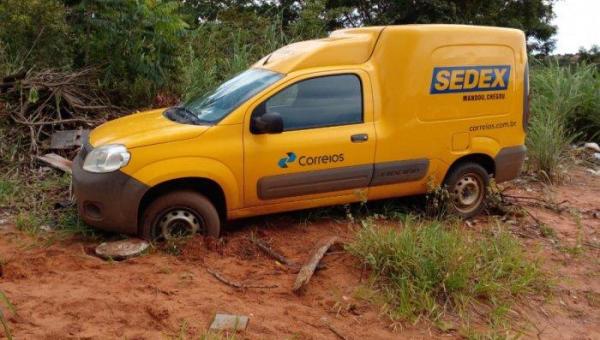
[141, 191, 221, 241]
[444, 163, 489, 218]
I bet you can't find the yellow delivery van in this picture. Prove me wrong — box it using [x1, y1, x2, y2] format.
[73, 24, 529, 240]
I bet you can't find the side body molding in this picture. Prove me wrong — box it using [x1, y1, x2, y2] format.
[370, 159, 430, 186]
[257, 159, 430, 200]
[258, 164, 373, 200]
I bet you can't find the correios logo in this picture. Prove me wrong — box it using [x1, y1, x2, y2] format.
[278, 152, 344, 169]
[278, 152, 297, 168]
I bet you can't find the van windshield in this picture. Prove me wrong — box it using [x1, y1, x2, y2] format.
[179, 68, 283, 124]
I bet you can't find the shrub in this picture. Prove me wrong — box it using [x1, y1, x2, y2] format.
[347, 217, 545, 326]
[179, 2, 329, 102]
[69, 0, 189, 106]
[527, 61, 600, 181]
[0, 0, 72, 71]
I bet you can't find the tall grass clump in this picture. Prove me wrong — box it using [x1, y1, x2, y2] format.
[0, 290, 14, 340]
[527, 61, 600, 182]
[347, 217, 545, 327]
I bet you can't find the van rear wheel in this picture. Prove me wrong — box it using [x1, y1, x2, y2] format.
[141, 191, 220, 241]
[444, 163, 489, 218]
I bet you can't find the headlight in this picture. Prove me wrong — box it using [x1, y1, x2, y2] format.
[83, 144, 131, 173]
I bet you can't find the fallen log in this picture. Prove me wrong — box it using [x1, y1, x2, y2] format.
[292, 236, 338, 293]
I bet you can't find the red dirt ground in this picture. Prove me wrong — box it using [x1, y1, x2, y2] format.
[0, 167, 598, 339]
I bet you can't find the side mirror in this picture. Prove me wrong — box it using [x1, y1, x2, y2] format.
[252, 112, 283, 134]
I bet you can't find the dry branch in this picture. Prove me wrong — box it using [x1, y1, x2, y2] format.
[250, 236, 296, 267]
[249, 235, 326, 272]
[206, 268, 278, 289]
[0, 68, 120, 155]
[292, 236, 338, 293]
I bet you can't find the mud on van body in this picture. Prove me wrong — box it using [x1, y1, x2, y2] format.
[72, 24, 528, 240]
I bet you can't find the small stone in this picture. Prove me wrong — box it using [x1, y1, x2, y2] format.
[584, 142, 600, 152]
[593, 153, 600, 160]
[209, 314, 249, 332]
[95, 239, 150, 261]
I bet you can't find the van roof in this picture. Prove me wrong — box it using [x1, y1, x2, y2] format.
[254, 24, 525, 74]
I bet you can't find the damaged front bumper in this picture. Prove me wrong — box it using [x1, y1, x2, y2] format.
[72, 145, 149, 235]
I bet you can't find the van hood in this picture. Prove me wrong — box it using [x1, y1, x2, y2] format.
[89, 108, 210, 148]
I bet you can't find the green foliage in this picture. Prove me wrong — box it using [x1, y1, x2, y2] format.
[0, 0, 72, 70]
[0, 0, 562, 109]
[527, 61, 600, 181]
[0, 179, 18, 207]
[180, 8, 326, 102]
[183, 21, 279, 101]
[578, 45, 600, 64]
[69, 0, 189, 105]
[326, 0, 557, 54]
[347, 217, 545, 327]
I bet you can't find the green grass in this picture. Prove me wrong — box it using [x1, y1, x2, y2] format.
[0, 179, 18, 206]
[0, 290, 14, 340]
[346, 216, 546, 330]
[527, 61, 600, 182]
[2, 168, 97, 241]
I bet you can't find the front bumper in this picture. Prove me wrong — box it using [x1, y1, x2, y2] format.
[72, 147, 149, 235]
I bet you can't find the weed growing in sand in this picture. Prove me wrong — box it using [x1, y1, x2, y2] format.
[538, 223, 556, 238]
[0, 179, 18, 207]
[560, 208, 586, 255]
[4, 171, 97, 241]
[346, 216, 546, 332]
[0, 290, 14, 340]
[425, 178, 452, 219]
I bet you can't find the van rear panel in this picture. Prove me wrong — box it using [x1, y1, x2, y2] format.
[366, 25, 527, 199]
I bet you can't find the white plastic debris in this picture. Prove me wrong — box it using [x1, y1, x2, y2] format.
[209, 314, 249, 332]
[39, 225, 53, 232]
[584, 142, 600, 152]
[585, 168, 600, 176]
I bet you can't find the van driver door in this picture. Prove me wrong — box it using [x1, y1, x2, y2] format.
[243, 70, 376, 208]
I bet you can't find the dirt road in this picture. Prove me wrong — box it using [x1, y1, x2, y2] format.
[0, 167, 599, 339]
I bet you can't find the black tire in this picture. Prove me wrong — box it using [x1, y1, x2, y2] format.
[444, 162, 489, 218]
[141, 190, 220, 241]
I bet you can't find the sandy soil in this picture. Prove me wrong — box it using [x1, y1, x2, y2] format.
[0, 167, 598, 339]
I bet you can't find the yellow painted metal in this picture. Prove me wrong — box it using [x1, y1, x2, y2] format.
[87, 24, 527, 220]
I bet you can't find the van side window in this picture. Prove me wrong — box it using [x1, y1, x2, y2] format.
[255, 74, 363, 131]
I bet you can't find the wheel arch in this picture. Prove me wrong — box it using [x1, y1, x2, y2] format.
[443, 153, 496, 184]
[138, 177, 227, 234]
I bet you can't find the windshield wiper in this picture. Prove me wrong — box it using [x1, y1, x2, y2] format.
[171, 106, 212, 125]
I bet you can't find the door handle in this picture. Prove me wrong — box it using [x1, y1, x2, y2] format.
[351, 133, 369, 143]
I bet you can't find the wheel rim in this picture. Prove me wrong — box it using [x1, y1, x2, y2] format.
[155, 208, 204, 241]
[452, 172, 484, 214]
